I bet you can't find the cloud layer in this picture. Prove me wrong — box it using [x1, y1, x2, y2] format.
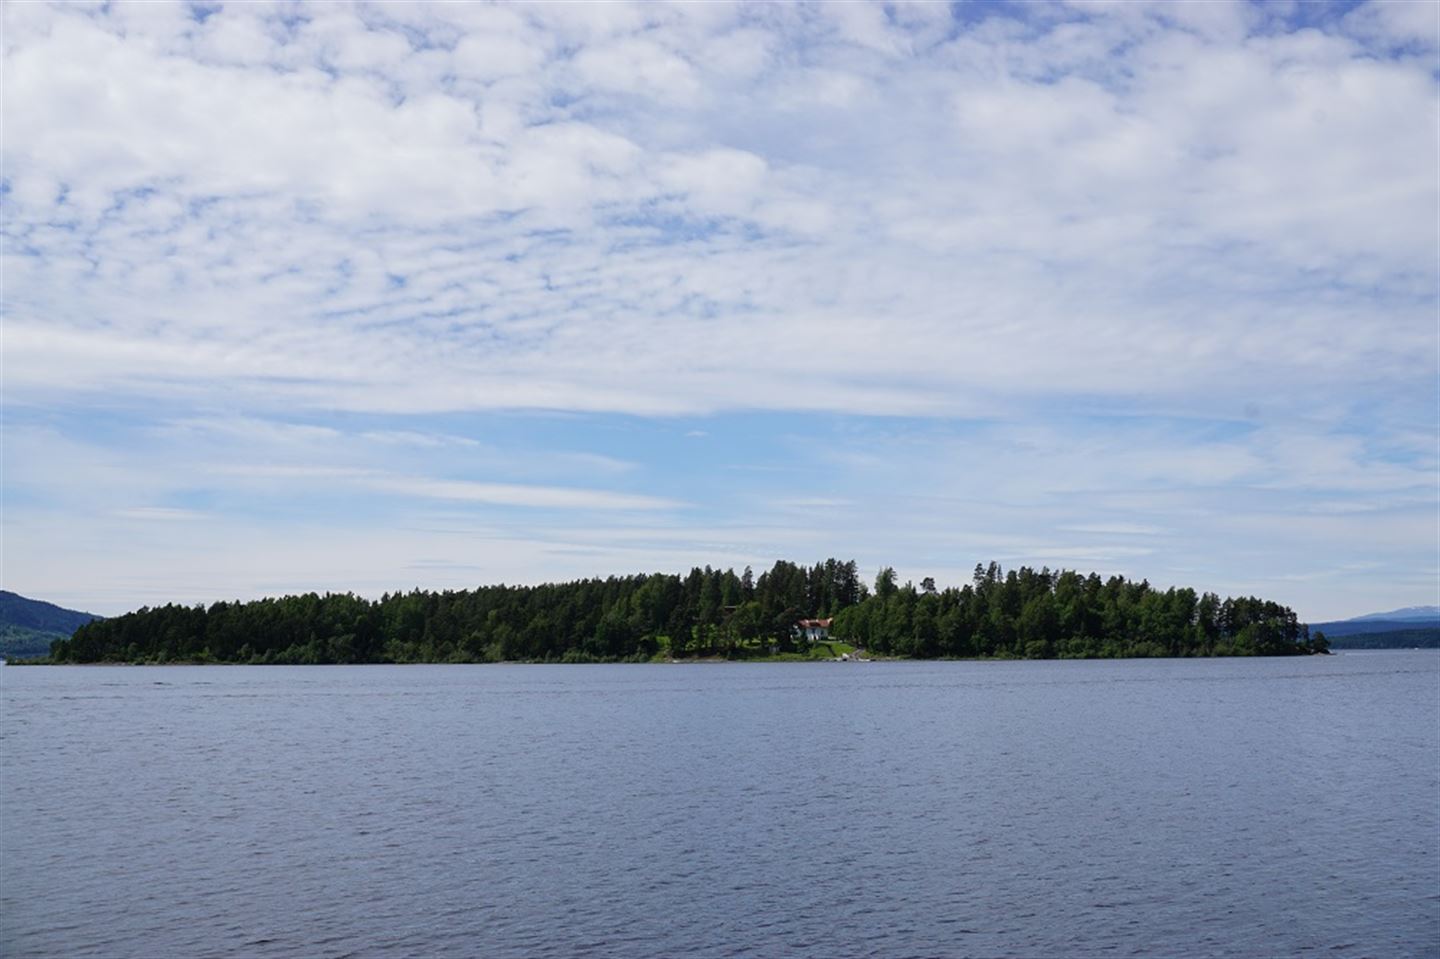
[3, 0, 1436, 620]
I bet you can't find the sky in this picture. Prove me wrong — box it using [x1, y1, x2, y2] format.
[2, 0, 1436, 622]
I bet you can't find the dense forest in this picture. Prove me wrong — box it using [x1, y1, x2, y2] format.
[46, 560, 1325, 664]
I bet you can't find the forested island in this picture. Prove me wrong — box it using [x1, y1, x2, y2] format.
[44, 560, 1326, 664]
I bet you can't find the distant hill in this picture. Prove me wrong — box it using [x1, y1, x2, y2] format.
[1310, 606, 1439, 650]
[1310, 619, 1436, 638]
[1322, 629, 1439, 650]
[1349, 606, 1440, 623]
[0, 591, 102, 659]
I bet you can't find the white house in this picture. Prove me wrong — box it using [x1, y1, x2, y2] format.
[795, 618, 833, 642]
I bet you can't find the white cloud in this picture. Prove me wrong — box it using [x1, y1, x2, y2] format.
[113, 507, 208, 522]
[453, 30, 548, 81]
[364, 476, 681, 511]
[571, 36, 700, 103]
[1343, 0, 1440, 52]
[6, 1, 1432, 419]
[658, 147, 767, 216]
[1060, 523, 1172, 536]
[825, 2, 911, 57]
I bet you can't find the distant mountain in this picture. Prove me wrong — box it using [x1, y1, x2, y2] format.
[1311, 619, 1433, 638]
[0, 591, 100, 633]
[0, 591, 102, 659]
[1311, 606, 1439, 638]
[1308, 605, 1439, 650]
[1323, 629, 1439, 651]
[1349, 606, 1440, 623]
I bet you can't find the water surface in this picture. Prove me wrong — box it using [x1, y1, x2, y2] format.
[3, 653, 1437, 957]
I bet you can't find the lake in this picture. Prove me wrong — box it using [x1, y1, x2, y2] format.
[2, 653, 1437, 957]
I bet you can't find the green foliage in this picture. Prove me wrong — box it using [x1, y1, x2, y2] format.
[825, 565, 1320, 660]
[51, 560, 1320, 664]
[0, 625, 68, 659]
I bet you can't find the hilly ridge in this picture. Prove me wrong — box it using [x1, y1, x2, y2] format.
[0, 591, 101, 659]
[1348, 606, 1440, 623]
[1311, 606, 1439, 650]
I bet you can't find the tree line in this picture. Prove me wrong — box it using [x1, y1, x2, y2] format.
[835, 562, 1322, 659]
[48, 559, 1325, 664]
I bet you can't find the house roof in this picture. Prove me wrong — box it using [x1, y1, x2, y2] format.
[797, 618, 833, 628]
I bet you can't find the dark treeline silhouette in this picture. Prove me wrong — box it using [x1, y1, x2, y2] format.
[50, 559, 1324, 664]
[1322, 628, 1438, 650]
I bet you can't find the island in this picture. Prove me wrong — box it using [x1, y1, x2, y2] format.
[41, 559, 1327, 665]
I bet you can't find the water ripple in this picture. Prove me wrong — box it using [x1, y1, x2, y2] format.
[2, 654, 1437, 958]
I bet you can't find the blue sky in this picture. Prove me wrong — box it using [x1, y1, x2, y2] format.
[2, 0, 1436, 621]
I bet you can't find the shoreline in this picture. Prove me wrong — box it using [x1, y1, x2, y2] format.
[7, 650, 1338, 667]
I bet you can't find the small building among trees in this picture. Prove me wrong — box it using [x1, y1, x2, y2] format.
[795, 618, 833, 642]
